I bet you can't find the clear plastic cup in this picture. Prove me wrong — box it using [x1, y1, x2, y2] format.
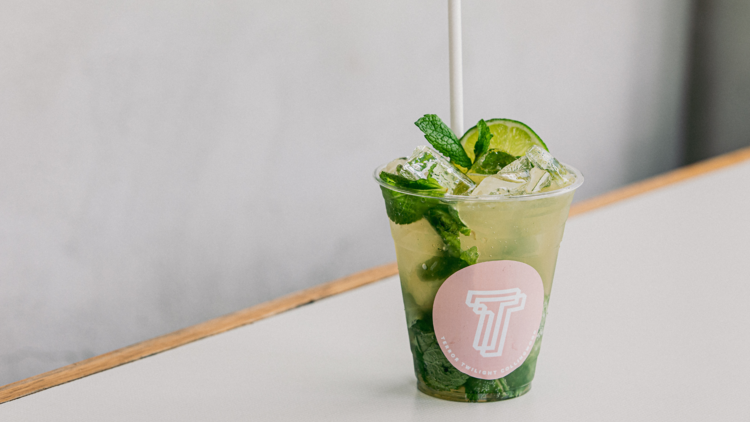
[375, 164, 583, 402]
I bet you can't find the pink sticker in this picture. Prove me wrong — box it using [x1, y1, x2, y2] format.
[433, 260, 544, 380]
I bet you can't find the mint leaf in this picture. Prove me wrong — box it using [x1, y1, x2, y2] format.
[411, 318, 467, 391]
[414, 114, 472, 169]
[417, 255, 470, 281]
[417, 247, 476, 282]
[411, 320, 469, 391]
[379, 187, 436, 225]
[470, 120, 517, 174]
[424, 205, 471, 256]
[418, 205, 478, 281]
[410, 317, 514, 399]
[473, 119, 493, 160]
[379, 171, 447, 195]
[470, 150, 519, 175]
[423, 347, 469, 391]
[424, 205, 471, 237]
[378, 171, 446, 225]
[464, 378, 509, 402]
[423, 205, 473, 261]
[503, 347, 539, 389]
[460, 246, 478, 265]
[411, 318, 437, 353]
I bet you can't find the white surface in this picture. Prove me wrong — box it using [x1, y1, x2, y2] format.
[3, 162, 750, 421]
[0, 0, 693, 384]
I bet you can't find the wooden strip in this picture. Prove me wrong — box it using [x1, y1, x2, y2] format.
[0, 262, 398, 404]
[2, 146, 749, 405]
[570, 146, 750, 217]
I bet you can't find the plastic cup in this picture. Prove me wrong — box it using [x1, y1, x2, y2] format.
[374, 164, 583, 402]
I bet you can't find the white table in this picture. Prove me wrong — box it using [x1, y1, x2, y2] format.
[2, 152, 750, 421]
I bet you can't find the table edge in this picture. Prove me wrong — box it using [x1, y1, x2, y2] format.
[0, 263, 399, 404]
[2, 146, 749, 404]
[569, 147, 750, 216]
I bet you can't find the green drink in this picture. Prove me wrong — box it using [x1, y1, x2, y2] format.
[375, 115, 583, 402]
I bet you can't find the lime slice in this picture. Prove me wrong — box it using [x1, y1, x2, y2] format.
[459, 119, 548, 162]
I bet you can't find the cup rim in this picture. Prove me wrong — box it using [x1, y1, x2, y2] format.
[373, 162, 584, 202]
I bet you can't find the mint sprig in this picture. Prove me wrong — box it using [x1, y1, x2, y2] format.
[473, 119, 493, 159]
[414, 114, 472, 169]
[470, 119, 519, 174]
[378, 170, 477, 277]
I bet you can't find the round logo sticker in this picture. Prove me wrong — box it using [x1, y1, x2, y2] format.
[433, 260, 544, 380]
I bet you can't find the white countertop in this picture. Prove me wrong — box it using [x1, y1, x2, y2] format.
[2, 160, 749, 421]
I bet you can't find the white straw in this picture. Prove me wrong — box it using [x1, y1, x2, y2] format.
[448, 0, 464, 137]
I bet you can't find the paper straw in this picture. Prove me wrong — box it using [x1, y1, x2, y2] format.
[448, 0, 464, 137]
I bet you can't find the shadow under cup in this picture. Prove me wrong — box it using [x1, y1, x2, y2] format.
[375, 164, 583, 402]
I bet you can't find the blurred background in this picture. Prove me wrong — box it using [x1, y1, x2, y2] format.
[1, 0, 748, 386]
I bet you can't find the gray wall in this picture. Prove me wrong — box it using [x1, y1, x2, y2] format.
[685, 0, 750, 162]
[0, 0, 694, 385]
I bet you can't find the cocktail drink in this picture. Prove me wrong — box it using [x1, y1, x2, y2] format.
[375, 115, 583, 402]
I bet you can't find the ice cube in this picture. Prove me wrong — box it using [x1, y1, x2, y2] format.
[525, 145, 568, 182]
[401, 146, 476, 195]
[496, 156, 533, 183]
[382, 157, 407, 174]
[545, 166, 576, 191]
[381, 157, 417, 180]
[470, 176, 525, 197]
[524, 167, 552, 193]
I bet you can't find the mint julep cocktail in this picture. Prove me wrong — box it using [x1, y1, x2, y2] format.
[374, 115, 583, 402]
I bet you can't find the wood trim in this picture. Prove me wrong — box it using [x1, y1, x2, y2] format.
[2, 146, 749, 405]
[0, 262, 398, 404]
[569, 146, 750, 216]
